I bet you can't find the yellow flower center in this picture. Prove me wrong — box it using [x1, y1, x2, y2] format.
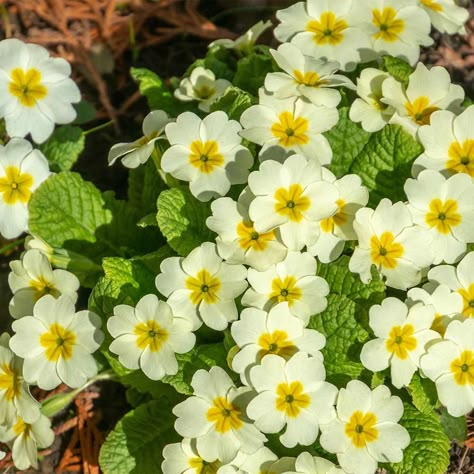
[134, 320, 168, 352]
[13, 417, 31, 438]
[345, 411, 379, 448]
[269, 275, 302, 306]
[196, 85, 215, 100]
[458, 283, 474, 317]
[188, 458, 221, 474]
[0, 362, 21, 402]
[0, 166, 34, 205]
[206, 397, 243, 433]
[275, 381, 310, 417]
[257, 330, 297, 360]
[306, 12, 348, 46]
[450, 350, 474, 385]
[29, 275, 59, 302]
[271, 111, 309, 147]
[189, 140, 224, 174]
[186, 269, 222, 305]
[425, 198, 461, 234]
[39, 323, 76, 362]
[370, 231, 404, 269]
[9, 67, 48, 107]
[420, 0, 443, 12]
[236, 221, 275, 252]
[385, 324, 417, 359]
[372, 7, 405, 42]
[446, 139, 474, 177]
[274, 183, 311, 222]
[320, 199, 347, 233]
[405, 97, 439, 126]
[293, 70, 327, 87]
[431, 313, 446, 336]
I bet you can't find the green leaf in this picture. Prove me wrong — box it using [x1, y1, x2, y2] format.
[157, 186, 215, 256]
[325, 107, 371, 178]
[72, 100, 97, 124]
[38, 126, 85, 172]
[233, 50, 274, 95]
[440, 407, 467, 445]
[382, 56, 413, 85]
[137, 214, 158, 228]
[388, 404, 450, 474]
[99, 398, 180, 474]
[349, 125, 423, 206]
[406, 372, 438, 414]
[187, 47, 236, 81]
[210, 86, 256, 121]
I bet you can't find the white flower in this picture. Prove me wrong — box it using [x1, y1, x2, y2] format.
[8, 249, 79, 319]
[108, 294, 195, 380]
[206, 187, 288, 272]
[9, 295, 104, 390]
[0, 138, 50, 239]
[274, 1, 371, 72]
[242, 252, 329, 325]
[0, 333, 40, 426]
[162, 111, 253, 201]
[428, 251, 474, 317]
[404, 170, 474, 264]
[266, 43, 354, 108]
[224, 447, 296, 474]
[319, 380, 410, 474]
[284, 451, 345, 474]
[360, 297, 439, 388]
[413, 106, 474, 179]
[307, 171, 369, 263]
[382, 62, 465, 136]
[247, 352, 337, 448]
[162, 438, 223, 474]
[108, 110, 171, 168]
[173, 366, 266, 463]
[231, 303, 325, 383]
[349, 199, 434, 290]
[174, 67, 231, 112]
[155, 242, 247, 331]
[420, 319, 474, 417]
[349, 68, 394, 132]
[247, 154, 339, 251]
[418, 0, 469, 34]
[407, 284, 464, 336]
[351, 0, 432, 65]
[0, 38, 80, 143]
[240, 89, 338, 165]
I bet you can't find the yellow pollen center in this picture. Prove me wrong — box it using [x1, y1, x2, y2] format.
[345, 411, 378, 448]
[320, 199, 347, 233]
[269, 275, 302, 307]
[257, 330, 296, 360]
[458, 284, 474, 317]
[134, 320, 168, 352]
[29, 275, 59, 302]
[275, 381, 310, 417]
[236, 221, 275, 252]
[447, 139, 474, 177]
[431, 313, 446, 336]
[370, 231, 404, 269]
[206, 397, 243, 433]
[0, 166, 34, 205]
[425, 198, 461, 234]
[188, 457, 221, 474]
[9, 67, 48, 107]
[385, 324, 417, 359]
[189, 140, 224, 174]
[271, 111, 309, 147]
[450, 350, 474, 385]
[186, 269, 221, 305]
[421, 0, 443, 12]
[293, 70, 327, 87]
[0, 362, 21, 401]
[405, 97, 439, 126]
[372, 7, 405, 42]
[274, 183, 311, 222]
[13, 417, 31, 438]
[306, 11, 348, 46]
[196, 85, 215, 100]
[39, 323, 76, 362]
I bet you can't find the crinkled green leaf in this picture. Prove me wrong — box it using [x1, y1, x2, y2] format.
[187, 46, 236, 81]
[72, 100, 97, 124]
[210, 86, 256, 121]
[406, 372, 438, 414]
[382, 56, 413, 85]
[233, 49, 274, 95]
[440, 407, 467, 445]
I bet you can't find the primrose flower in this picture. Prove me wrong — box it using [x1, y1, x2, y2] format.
[8, 249, 79, 319]
[418, 0, 469, 34]
[285, 451, 345, 474]
[174, 67, 231, 112]
[0, 413, 54, 471]
[413, 107, 474, 178]
[247, 154, 339, 251]
[382, 62, 464, 136]
[360, 297, 439, 388]
[231, 303, 326, 383]
[319, 380, 410, 474]
[155, 242, 247, 331]
[349, 68, 394, 132]
[420, 319, 474, 417]
[274, 0, 371, 71]
[206, 187, 288, 272]
[240, 89, 338, 164]
[162, 111, 253, 201]
[108, 294, 196, 380]
[9, 295, 104, 390]
[247, 352, 337, 448]
[173, 366, 267, 463]
[405, 170, 474, 264]
[428, 251, 474, 317]
[224, 447, 295, 473]
[108, 110, 171, 168]
[0, 38, 80, 143]
[242, 252, 329, 325]
[0, 138, 50, 239]
[349, 199, 434, 290]
[266, 43, 354, 108]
